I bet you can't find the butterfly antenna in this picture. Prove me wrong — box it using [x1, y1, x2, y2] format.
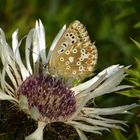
[28, 48, 39, 57]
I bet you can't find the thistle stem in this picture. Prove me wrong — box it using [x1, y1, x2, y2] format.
[25, 121, 46, 140]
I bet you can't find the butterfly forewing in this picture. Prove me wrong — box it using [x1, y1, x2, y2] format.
[48, 20, 98, 80]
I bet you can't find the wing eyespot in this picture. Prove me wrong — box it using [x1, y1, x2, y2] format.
[79, 57, 84, 61]
[71, 40, 75, 44]
[81, 49, 86, 53]
[66, 61, 70, 65]
[58, 48, 65, 54]
[79, 66, 83, 71]
[65, 33, 69, 38]
[66, 66, 70, 69]
[65, 50, 70, 55]
[70, 33, 73, 37]
[72, 70, 77, 75]
[72, 48, 77, 53]
[76, 61, 81, 65]
[60, 57, 64, 62]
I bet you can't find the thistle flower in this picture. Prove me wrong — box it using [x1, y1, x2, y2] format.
[0, 20, 138, 140]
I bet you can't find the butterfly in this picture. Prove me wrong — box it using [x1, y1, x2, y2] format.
[44, 20, 98, 81]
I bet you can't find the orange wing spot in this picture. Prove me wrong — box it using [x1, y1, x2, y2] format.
[88, 55, 96, 60]
[88, 54, 93, 58]
[92, 51, 96, 55]
[87, 47, 93, 53]
[84, 67, 89, 72]
[86, 59, 93, 65]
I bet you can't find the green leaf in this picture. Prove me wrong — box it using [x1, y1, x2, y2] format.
[130, 38, 140, 50]
[135, 125, 140, 140]
[117, 90, 140, 98]
[133, 22, 140, 28]
[112, 129, 127, 140]
[115, 8, 135, 20]
[117, 50, 140, 98]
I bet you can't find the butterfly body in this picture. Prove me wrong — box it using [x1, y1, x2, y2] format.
[47, 20, 98, 80]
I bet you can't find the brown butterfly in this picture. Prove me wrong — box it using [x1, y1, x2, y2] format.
[45, 20, 98, 80]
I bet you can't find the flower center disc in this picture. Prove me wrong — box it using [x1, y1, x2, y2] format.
[17, 74, 76, 122]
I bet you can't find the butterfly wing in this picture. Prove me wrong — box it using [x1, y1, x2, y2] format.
[48, 20, 98, 80]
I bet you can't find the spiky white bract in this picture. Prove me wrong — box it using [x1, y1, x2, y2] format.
[46, 24, 66, 63]
[0, 20, 138, 140]
[25, 122, 46, 140]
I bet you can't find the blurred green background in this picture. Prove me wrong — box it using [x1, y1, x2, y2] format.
[0, 0, 140, 140]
